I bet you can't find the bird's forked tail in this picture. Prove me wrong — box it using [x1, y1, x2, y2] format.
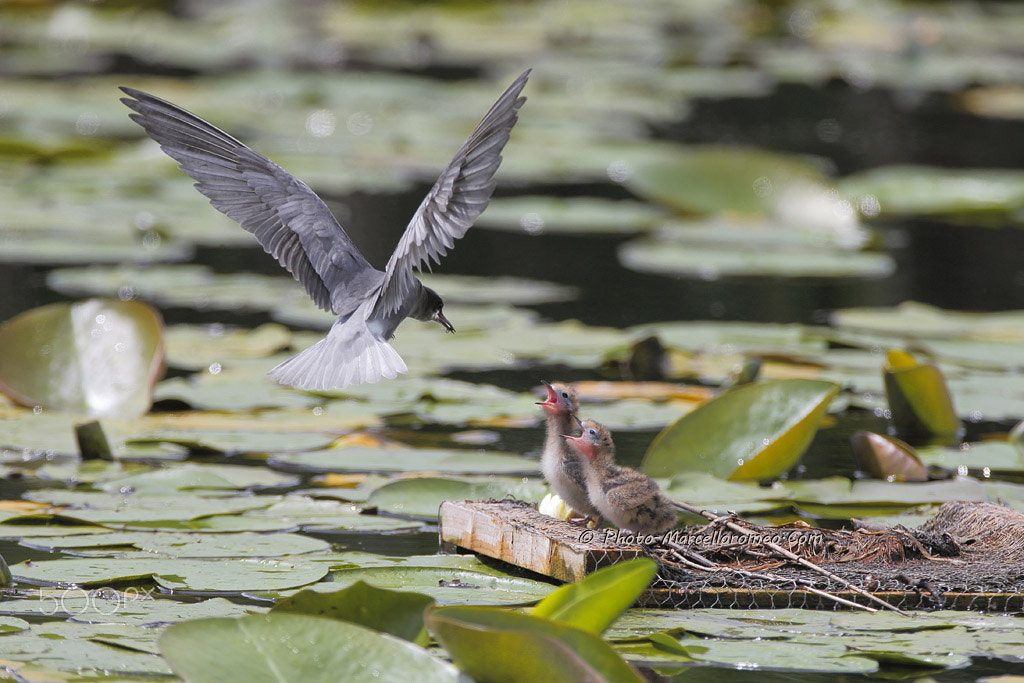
[269, 319, 407, 391]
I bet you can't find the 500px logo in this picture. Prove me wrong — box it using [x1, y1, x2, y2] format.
[36, 587, 155, 616]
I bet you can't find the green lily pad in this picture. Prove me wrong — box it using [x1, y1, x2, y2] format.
[13, 556, 328, 593]
[240, 496, 424, 533]
[917, 441, 1024, 473]
[624, 145, 829, 215]
[17, 530, 319, 558]
[418, 274, 579, 305]
[47, 264, 308, 314]
[0, 628, 173, 678]
[163, 323, 293, 371]
[643, 379, 839, 480]
[427, 605, 643, 682]
[669, 635, 879, 673]
[273, 581, 435, 645]
[271, 446, 539, 475]
[619, 236, 894, 279]
[0, 299, 164, 418]
[475, 196, 666, 235]
[839, 165, 1024, 218]
[367, 476, 548, 519]
[532, 558, 657, 635]
[317, 567, 555, 606]
[98, 463, 299, 493]
[160, 613, 459, 683]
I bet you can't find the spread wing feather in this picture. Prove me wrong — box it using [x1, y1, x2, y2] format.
[120, 87, 381, 316]
[373, 70, 530, 317]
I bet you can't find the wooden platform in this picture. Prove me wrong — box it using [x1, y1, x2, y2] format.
[439, 499, 1024, 612]
[439, 500, 642, 582]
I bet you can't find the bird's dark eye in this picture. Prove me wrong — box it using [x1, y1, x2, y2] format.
[561, 392, 569, 399]
[588, 429, 596, 437]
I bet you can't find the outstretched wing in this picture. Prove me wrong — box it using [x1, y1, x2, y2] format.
[120, 87, 381, 316]
[372, 69, 530, 317]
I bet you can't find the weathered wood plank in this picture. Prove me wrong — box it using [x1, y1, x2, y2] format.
[439, 500, 642, 583]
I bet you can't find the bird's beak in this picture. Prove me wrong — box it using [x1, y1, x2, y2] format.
[435, 310, 455, 334]
[571, 414, 584, 429]
[562, 433, 593, 458]
[535, 381, 558, 407]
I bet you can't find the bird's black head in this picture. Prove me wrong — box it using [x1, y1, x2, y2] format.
[422, 286, 455, 333]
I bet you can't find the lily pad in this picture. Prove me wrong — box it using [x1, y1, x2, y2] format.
[427, 605, 643, 682]
[0, 298, 164, 418]
[270, 446, 540, 475]
[273, 581, 435, 645]
[418, 274, 579, 305]
[13, 556, 328, 593]
[883, 350, 961, 441]
[839, 165, 1024, 218]
[850, 431, 928, 482]
[160, 613, 459, 683]
[532, 558, 657, 635]
[619, 236, 894, 279]
[163, 323, 293, 371]
[917, 441, 1024, 474]
[643, 379, 839, 480]
[624, 145, 830, 215]
[367, 476, 548, 519]
[475, 196, 666, 235]
[317, 567, 556, 606]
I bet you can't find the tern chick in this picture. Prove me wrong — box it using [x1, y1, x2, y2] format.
[536, 382, 600, 524]
[564, 419, 677, 537]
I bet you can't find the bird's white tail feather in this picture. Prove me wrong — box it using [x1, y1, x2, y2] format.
[269, 320, 407, 391]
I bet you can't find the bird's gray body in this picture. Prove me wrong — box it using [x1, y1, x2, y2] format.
[120, 70, 529, 390]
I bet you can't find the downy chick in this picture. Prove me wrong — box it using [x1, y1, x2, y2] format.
[564, 419, 676, 536]
[536, 382, 599, 523]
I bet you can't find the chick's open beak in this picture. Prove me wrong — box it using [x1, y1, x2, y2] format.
[535, 381, 558, 406]
[435, 310, 455, 334]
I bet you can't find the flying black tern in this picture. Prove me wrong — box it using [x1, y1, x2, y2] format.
[119, 69, 529, 390]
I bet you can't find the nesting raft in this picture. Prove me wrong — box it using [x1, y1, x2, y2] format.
[439, 499, 1024, 612]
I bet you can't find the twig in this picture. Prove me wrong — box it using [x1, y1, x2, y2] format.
[663, 542, 877, 612]
[672, 499, 909, 616]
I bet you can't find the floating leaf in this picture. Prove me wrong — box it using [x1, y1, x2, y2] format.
[367, 477, 548, 519]
[161, 613, 459, 683]
[840, 165, 1024, 218]
[883, 350, 961, 441]
[322, 567, 555, 606]
[850, 431, 928, 482]
[625, 145, 828, 215]
[917, 441, 1024, 474]
[273, 581, 435, 645]
[418, 274, 579, 305]
[163, 323, 292, 371]
[619, 235, 894, 279]
[270, 446, 540, 475]
[0, 299, 164, 418]
[13, 557, 328, 593]
[643, 379, 839, 480]
[476, 196, 665, 235]
[531, 558, 656, 634]
[427, 605, 643, 682]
